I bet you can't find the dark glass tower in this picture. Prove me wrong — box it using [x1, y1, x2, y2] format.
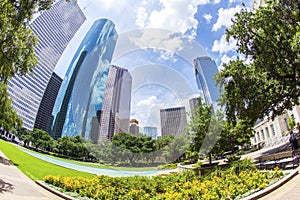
[51, 19, 118, 139]
[34, 72, 62, 132]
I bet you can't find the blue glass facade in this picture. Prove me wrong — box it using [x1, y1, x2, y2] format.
[8, 0, 86, 130]
[51, 19, 117, 139]
[194, 56, 219, 106]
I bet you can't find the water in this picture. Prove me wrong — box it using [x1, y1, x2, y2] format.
[21, 148, 175, 177]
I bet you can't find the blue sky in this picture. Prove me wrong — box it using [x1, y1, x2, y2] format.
[54, 0, 253, 132]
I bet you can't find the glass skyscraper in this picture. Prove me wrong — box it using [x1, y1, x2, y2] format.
[51, 19, 118, 140]
[98, 65, 132, 142]
[194, 56, 220, 107]
[34, 72, 62, 132]
[7, 0, 86, 130]
[143, 126, 158, 140]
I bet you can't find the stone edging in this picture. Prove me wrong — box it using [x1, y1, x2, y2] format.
[36, 180, 78, 200]
[241, 169, 299, 200]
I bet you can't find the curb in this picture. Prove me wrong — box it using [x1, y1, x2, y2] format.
[241, 169, 299, 200]
[36, 181, 78, 200]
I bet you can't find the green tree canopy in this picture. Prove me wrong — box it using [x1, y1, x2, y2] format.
[0, 82, 22, 132]
[0, 0, 59, 131]
[216, 0, 300, 124]
[0, 0, 55, 83]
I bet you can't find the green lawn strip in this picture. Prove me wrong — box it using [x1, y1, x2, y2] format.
[0, 140, 96, 180]
[20, 145, 157, 171]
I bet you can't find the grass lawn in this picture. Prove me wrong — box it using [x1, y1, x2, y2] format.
[0, 140, 96, 180]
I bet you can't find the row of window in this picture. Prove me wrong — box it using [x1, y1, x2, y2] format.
[254, 124, 276, 143]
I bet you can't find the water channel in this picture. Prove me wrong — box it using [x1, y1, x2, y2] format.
[21, 148, 175, 177]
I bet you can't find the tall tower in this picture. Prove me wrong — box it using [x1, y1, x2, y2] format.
[51, 19, 118, 139]
[7, 0, 86, 130]
[189, 97, 202, 116]
[194, 56, 219, 107]
[160, 107, 187, 137]
[34, 72, 62, 132]
[129, 119, 140, 135]
[144, 126, 158, 140]
[98, 65, 132, 141]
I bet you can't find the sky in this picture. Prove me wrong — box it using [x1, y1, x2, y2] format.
[54, 0, 253, 133]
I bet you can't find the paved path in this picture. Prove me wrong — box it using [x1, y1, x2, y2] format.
[0, 151, 62, 200]
[259, 168, 300, 200]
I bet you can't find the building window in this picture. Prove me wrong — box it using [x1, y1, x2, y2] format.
[257, 132, 261, 141]
[261, 130, 265, 140]
[265, 127, 270, 138]
[271, 124, 276, 136]
[284, 118, 289, 130]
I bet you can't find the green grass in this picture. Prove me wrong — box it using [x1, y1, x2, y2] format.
[0, 140, 96, 180]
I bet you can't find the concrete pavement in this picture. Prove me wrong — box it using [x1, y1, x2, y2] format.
[0, 151, 62, 200]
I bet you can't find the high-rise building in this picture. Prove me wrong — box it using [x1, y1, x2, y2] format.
[129, 119, 140, 135]
[34, 72, 62, 132]
[189, 97, 202, 116]
[160, 107, 187, 137]
[7, 0, 86, 130]
[98, 65, 132, 141]
[143, 126, 158, 140]
[51, 19, 118, 139]
[194, 56, 219, 107]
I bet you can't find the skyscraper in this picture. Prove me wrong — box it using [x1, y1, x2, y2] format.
[160, 107, 187, 137]
[194, 56, 219, 107]
[143, 126, 158, 140]
[189, 97, 202, 116]
[98, 65, 132, 141]
[129, 119, 140, 135]
[51, 19, 118, 140]
[34, 72, 62, 132]
[7, 0, 86, 130]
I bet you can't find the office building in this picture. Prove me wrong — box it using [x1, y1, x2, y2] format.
[129, 119, 140, 135]
[160, 107, 187, 137]
[98, 65, 132, 141]
[189, 97, 202, 116]
[194, 56, 219, 108]
[144, 126, 158, 140]
[7, 0, 86, 130]
[34, 72, 62, 132]
[51, 19, 118, 139]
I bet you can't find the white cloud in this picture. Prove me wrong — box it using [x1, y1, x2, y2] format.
[136, 96, 157, 107]
[212, 5, 241, 32]
[212, 34, 236, 53]
[218, 54, 237, 70]
[214, 0, 221, 4]
[139, 0, 210, 35]
[136, 7, 148, 27]
[203, 13, 212, 24]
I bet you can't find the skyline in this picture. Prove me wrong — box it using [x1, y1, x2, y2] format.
[49, 0, 253, 136]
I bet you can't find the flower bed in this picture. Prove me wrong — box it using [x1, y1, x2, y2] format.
[44, 166, 284, 200]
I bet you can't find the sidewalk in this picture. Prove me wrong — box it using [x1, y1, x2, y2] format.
[259, 168, 300, 200]
[0, 151, 62, 200]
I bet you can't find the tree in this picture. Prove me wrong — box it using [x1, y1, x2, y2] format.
[30, 128, 53, 150]
[186, 100, 212, 158]
[0, 0, 61, 131]
[0, 0, 57, 82]
[0, 82, 22, 132]
[216, 0, 300, 125]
